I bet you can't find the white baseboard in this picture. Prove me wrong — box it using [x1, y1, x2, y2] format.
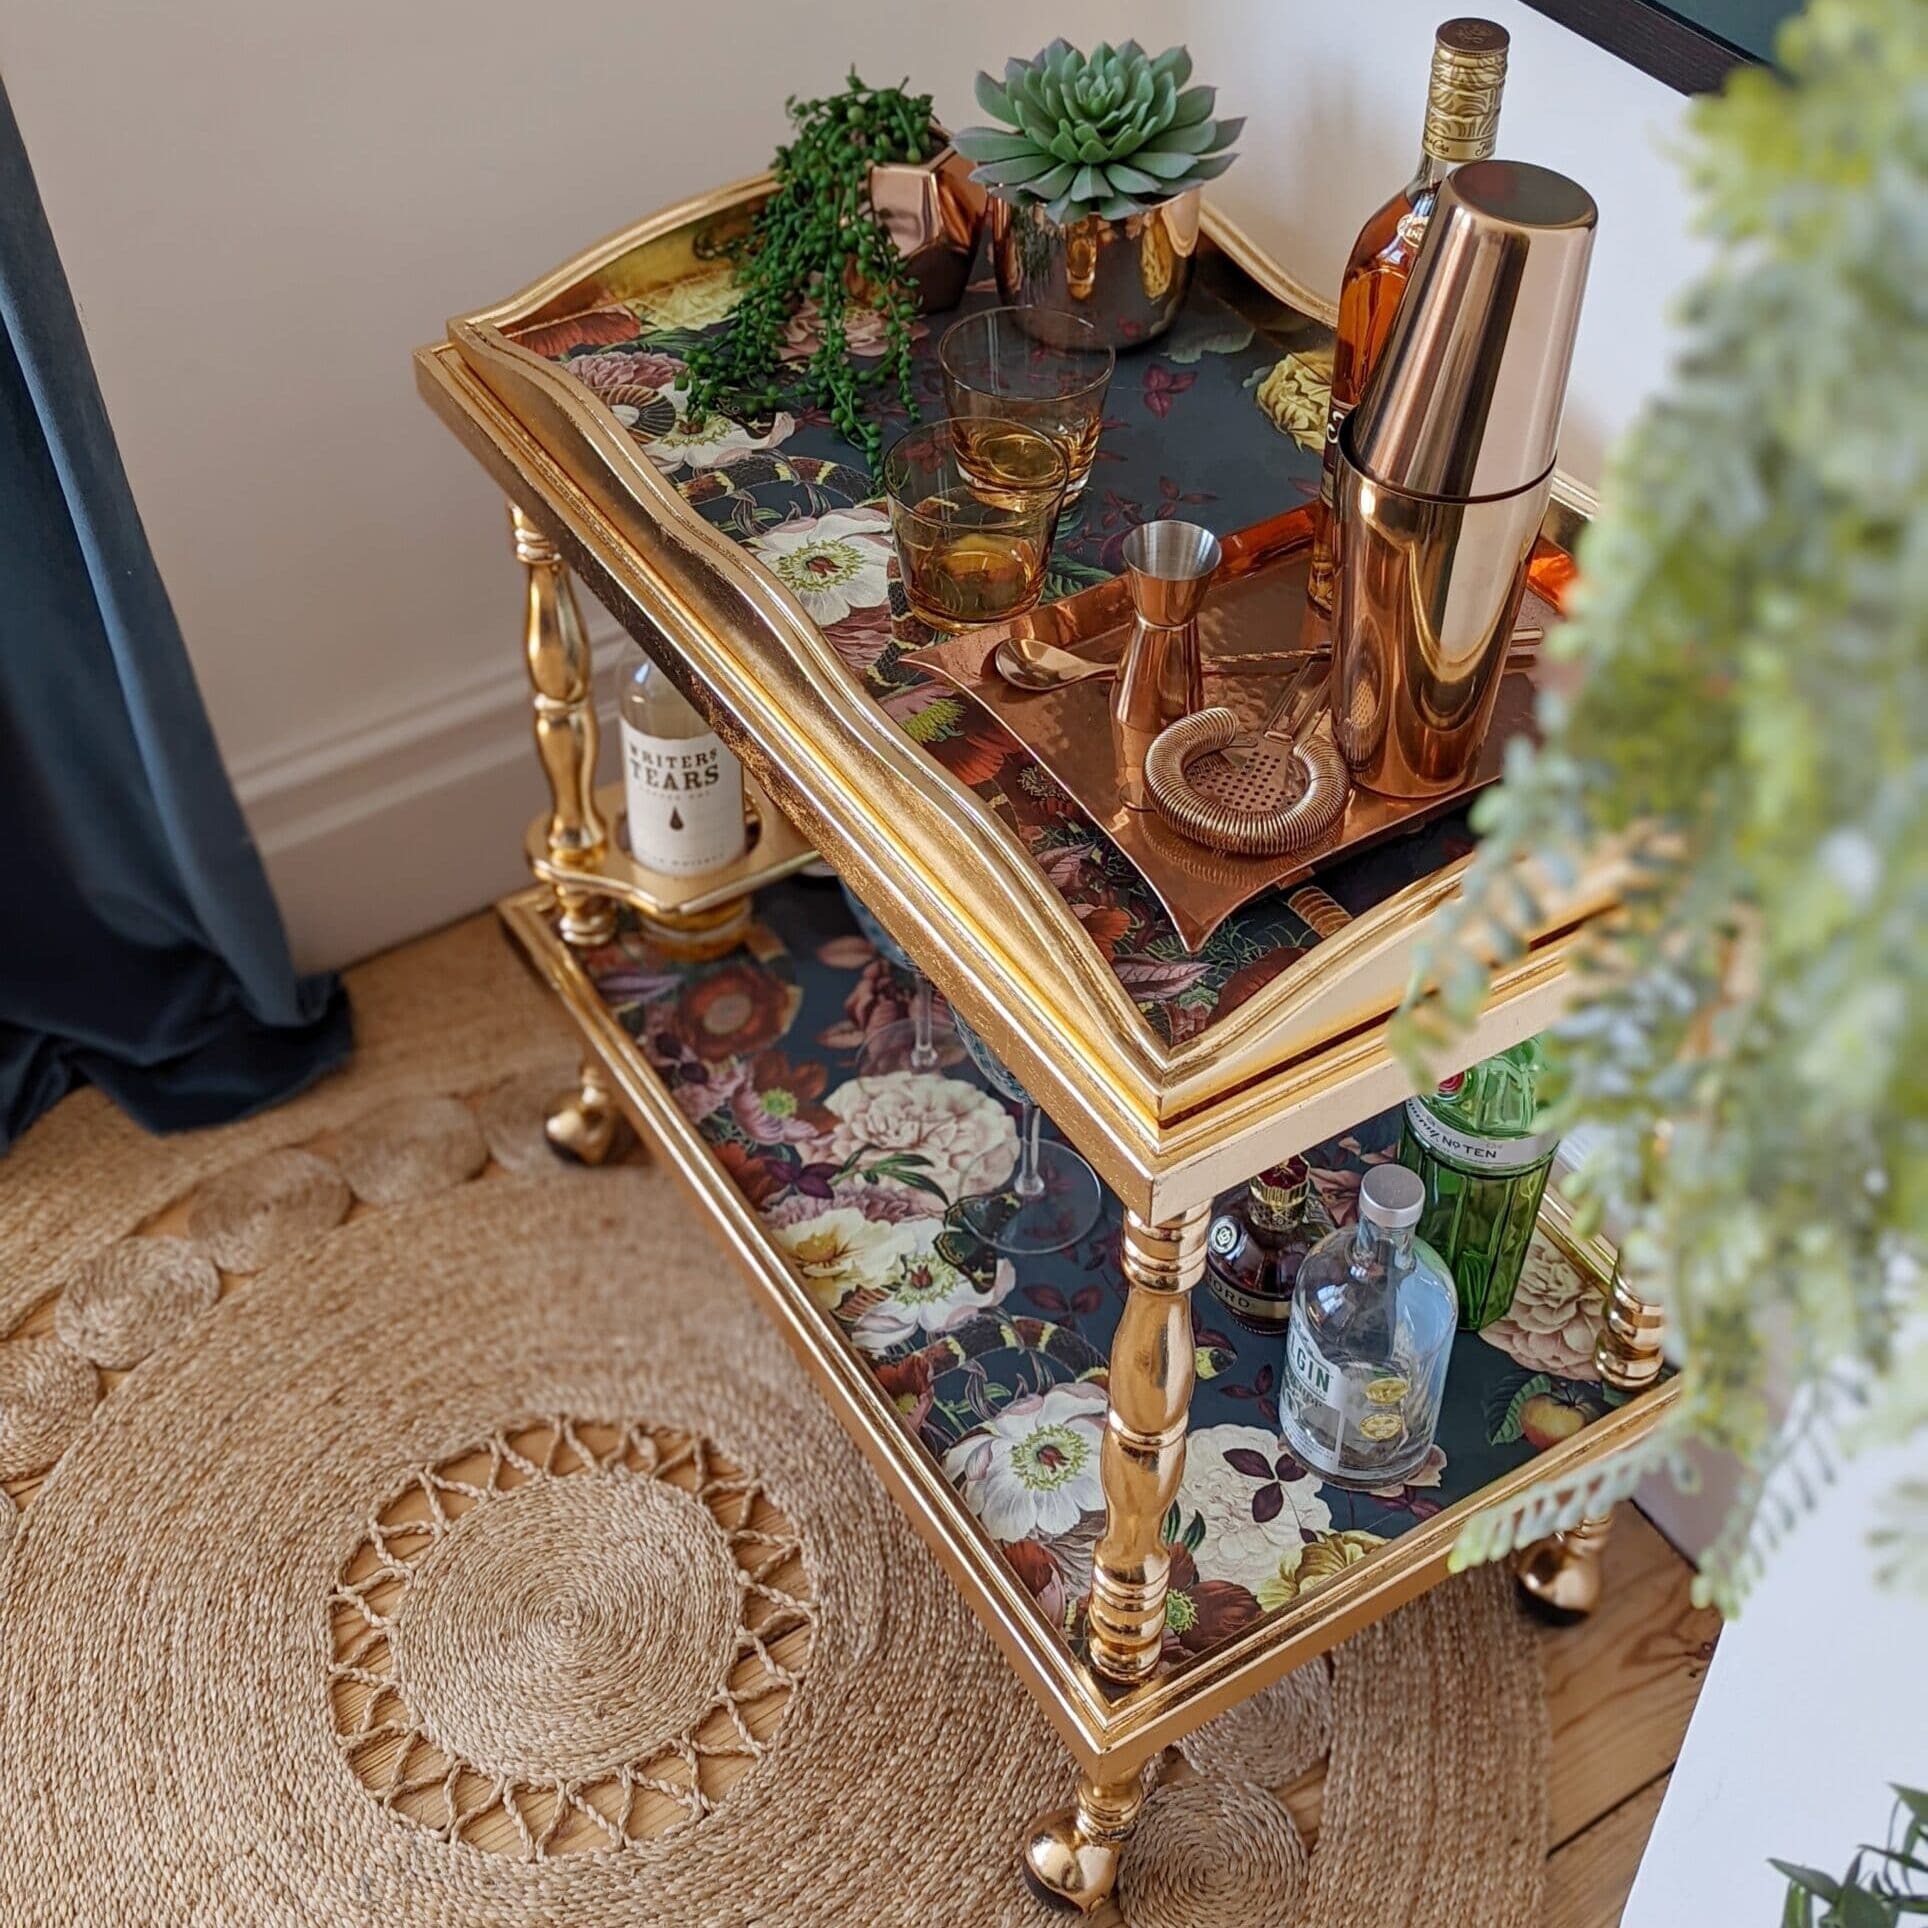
[231, 617, 624, 971]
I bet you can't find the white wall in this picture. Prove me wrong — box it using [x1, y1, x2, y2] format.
[1624, 1430, 1928, 1924]
[0, 0, 1698, 967]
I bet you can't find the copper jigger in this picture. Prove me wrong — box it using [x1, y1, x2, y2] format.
[1334, 160, 1596, 799]
[1114, 521, 1221, 736]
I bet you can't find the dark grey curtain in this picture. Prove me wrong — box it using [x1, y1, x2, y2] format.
[0, 76, 350, 1152]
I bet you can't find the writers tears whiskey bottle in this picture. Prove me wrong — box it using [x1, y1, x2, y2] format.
[1307, 17, 1509, 613]
[618, 636, 750, 956]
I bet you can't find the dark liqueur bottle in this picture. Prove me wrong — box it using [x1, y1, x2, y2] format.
[1204, 1158, 1331, 1336]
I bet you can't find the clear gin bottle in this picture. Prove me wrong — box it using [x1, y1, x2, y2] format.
[1282, 1163, 1456, 1487]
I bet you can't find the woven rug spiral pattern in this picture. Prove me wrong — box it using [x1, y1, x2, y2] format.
[0, 918, 1549, 1925]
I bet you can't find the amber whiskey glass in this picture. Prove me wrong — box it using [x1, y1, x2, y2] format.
[881, 417, 1067, 631]
[939, 307, 1114, 501]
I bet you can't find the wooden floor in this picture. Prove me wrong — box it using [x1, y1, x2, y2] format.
[1534, 1510, 1713, 1925]
[1094, 1505, 1716, 1927]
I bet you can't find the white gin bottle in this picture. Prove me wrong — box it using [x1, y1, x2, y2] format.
[1282, 1163, 1456, 1488]
[618, 637, 749, 955]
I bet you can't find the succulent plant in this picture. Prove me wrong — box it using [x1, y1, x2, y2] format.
[954, 40, 1242, 226]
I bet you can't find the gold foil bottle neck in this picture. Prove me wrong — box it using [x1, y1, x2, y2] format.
[1248, 1157, 1313, 1233]
[1422, 17, 1510, 165]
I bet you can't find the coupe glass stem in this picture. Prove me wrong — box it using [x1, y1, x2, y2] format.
[910, 976, 939, 1072]
[1015, 1103, 1046, 1199]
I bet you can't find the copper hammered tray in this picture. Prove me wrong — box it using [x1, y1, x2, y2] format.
[906, 508, 1560, 953]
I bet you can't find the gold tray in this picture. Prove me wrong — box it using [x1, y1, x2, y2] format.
[421, 173, 1622, 1216]
[906, 509, 1562, 952]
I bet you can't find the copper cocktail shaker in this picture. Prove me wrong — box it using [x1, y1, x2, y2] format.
[1331, 160, 1596, 798]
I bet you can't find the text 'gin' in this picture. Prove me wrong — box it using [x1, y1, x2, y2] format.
[1282, 1163, 1455, 1487]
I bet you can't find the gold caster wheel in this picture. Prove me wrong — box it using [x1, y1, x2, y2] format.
[1513, 1511, 1612, 1622]
[1022, 1772, 1145, 1915]
[543, 1059, 632, 1167]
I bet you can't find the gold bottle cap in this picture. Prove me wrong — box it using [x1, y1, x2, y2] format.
[1347, 160, 1597, 499]
[1423, 19, 1510, 165]
[1248, 1157, 1312, 1231]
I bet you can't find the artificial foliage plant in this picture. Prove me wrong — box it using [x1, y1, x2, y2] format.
[1393, 0, 1926, 1613]
[1774, 1786, 1928, 1926]
[682, 71, 935, 458]
[953, 40, 1242, 225]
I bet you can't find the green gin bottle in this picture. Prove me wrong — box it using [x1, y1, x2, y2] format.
[1397, 1040, 1561, 1329]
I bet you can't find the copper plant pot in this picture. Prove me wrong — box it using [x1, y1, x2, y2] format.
[865, 146, 987, 314]
[987, 188, 1201, 349]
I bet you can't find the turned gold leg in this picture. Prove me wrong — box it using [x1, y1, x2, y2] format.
[1088, 1206, 1210, 1684]
[1023, 1768, 1146, 1915]
[1514, 1260, 1666, 1618]
[1514, 1508, 1613, 1620]
[543, 1055, 633, 1167]
[1596, 1258, 1667, 1393]
[510, 502, 615, 950]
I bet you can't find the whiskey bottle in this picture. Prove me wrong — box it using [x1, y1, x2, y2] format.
[1282, 1163, 1455, 1488]
[1204, 1158, 1332, 1336]
[618, 636, 750, 956]
[1398, 1040, 1560, 1330]
[1307, 17, 1509, 613]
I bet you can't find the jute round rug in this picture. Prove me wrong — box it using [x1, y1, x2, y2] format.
[0, 917, 1549, 1926]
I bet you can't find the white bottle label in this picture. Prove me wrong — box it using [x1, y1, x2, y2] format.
[1404, 1097, 1560, 1173]
[1287, 1319, 1347, 1421]
[621, 721, 746, 877]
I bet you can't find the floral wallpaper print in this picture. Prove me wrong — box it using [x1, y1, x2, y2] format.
[519, 237, 1489, 1046]
[943, 1382, 1109, 1542]
[746, 506, 895, 627]
[1248, 345, 1336, 451]
[579, 879, 1623, 1674]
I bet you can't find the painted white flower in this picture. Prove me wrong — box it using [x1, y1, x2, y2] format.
[849, 1246, 1017, 1353]
[639, 383, 795, 472]
[772, 1207, 925, 1315]
[1178, 1423, 1333, 1592]
[824, 1072, 1018, 1203]
[943, 1382, 1109, 1541]
[748, 507, 894, 626]
[1366, 1442, 1447, 1497]
[1480, 1241, 1605, 1380]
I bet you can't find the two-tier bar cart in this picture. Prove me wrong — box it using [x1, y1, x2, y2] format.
[416, 174, 1673, 1913]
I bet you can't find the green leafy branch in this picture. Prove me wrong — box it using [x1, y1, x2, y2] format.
[1775, 1786, 1928, 1925]
[1395, 0, 1928, 1614]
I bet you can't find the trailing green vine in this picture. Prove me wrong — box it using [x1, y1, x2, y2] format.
[683, 70, 933, 459]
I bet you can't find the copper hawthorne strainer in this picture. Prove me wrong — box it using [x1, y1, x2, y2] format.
[1144, 655, 1352, 857]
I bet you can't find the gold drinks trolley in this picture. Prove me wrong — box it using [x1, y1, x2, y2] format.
[416, 174, 1671, 1913]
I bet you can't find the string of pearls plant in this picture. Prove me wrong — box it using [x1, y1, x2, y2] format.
[683, 71, 933, 458]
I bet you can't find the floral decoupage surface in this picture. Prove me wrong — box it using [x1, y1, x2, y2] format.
[515, 231, 1492, 1045]
[583, 880, 1619, 1670]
